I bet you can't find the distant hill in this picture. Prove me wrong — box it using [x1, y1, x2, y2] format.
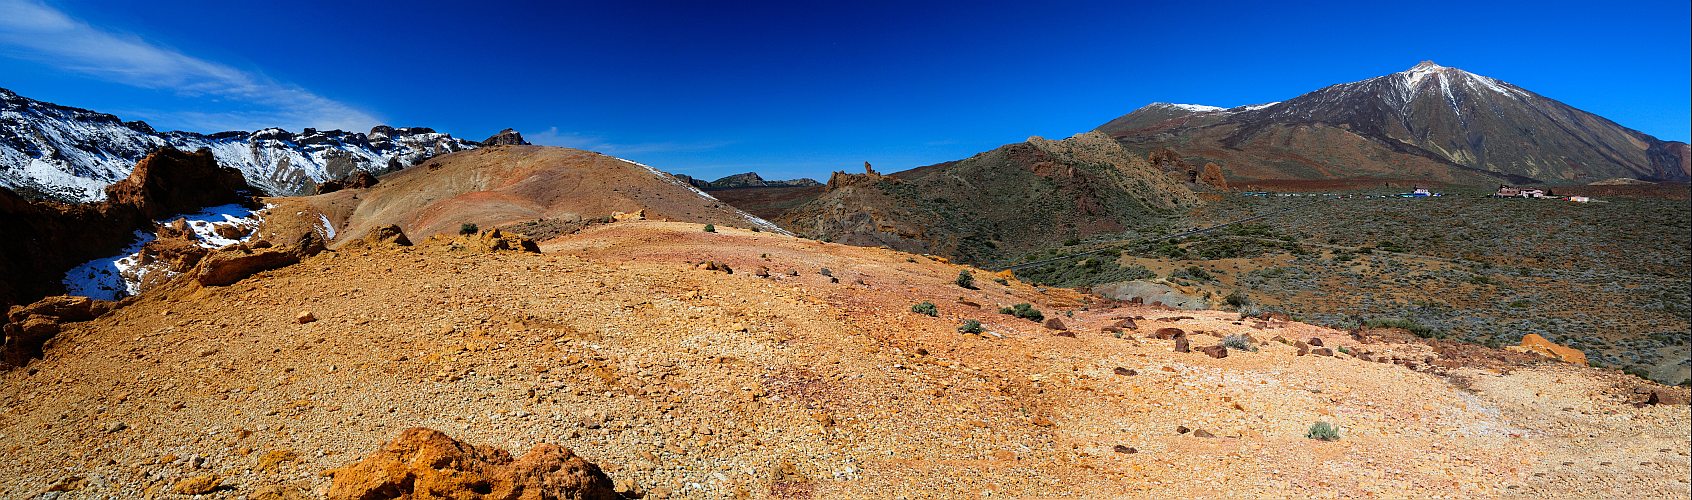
[288, 145, 787, 245]
[673, 171, 821, 190]
[750, 132, 1199, 264]
[1099, 61, 1691, 186]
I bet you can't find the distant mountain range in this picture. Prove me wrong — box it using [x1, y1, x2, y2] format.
[672, 171, 821, 190]
[0, 87, 521, 201]
[1099, 61, 1690, 186]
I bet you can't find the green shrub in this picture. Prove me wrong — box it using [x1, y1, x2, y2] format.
[459, 223, 479, 235]
[957, 319, 984, 334]
[956, 270, 976, 289]
[1221, 334, 1256, 351]
[1063, 238, 1081, 246]
[1224, 290, 1250, 308]
[998, 303, 1044, 322]
[1306, 421, 1340, 441]
[703, 224, 716, 233]
[911, 302, 938, 317]
[1363, 317, 1442, 339]
[993, 277, 1009, 286]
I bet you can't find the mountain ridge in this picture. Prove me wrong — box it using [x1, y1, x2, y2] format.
[0, 87, 502, 201]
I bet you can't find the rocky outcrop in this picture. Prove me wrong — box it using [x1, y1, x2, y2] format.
[1198, 162, 1229, 190]
[328, 427, 616, 500]
[480, 128, 530, 146]
[1508, 333, 1588, 365]
[0, 148, 253, 311]
[2, 295, 114, 368]
[428, 229, 540, 254]
[316, 171, 381, 194]
[362, 225, 412, 247]
[195, 233, 325, 287]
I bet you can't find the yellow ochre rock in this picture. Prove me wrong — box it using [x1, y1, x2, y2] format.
[1508, 333, 1587, 365]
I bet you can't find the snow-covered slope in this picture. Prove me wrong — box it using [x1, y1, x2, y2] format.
[0, 87, 481, 201]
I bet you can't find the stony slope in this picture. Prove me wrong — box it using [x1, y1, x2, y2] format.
[0, 87, 492, 201]
[279, 145, 786, 245]
[767, 132, 1199, 265]
[0, 220, 1685, 498]
[1099, 62, 1692, 186]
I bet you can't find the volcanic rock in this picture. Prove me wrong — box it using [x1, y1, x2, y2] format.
[1509, 333, 1588, 365]
[1153, 328, 1185, 340]
[327, 427, 616, 500]
[480, 128, 530, 146]
[0, 148, 251, 309]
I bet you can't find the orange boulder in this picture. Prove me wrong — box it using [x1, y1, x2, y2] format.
[1510, 333, 1587, 365]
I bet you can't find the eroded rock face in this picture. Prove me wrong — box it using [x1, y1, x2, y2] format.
[195, 233, 325, 287]
[328, 427, 616, 500]
[2, 295, 115, 368]
[0, 148, 251, 310]
[480, 128, 530, 147]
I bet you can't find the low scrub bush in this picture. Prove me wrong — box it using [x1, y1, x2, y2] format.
[998, 303, 1044, 322]
[1306, 421, 1340, 441]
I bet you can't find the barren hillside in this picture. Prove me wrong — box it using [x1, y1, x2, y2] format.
[283, 145, 783, 245]
[1, 220, 1685, 498]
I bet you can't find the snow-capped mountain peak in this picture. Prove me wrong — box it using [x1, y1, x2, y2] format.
[1150, 102, 1226, 113]
[0, 87, 488, 201]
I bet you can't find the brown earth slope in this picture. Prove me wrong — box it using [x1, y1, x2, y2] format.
[1, 220, 1685, 498]
[276, 145, 784, 246]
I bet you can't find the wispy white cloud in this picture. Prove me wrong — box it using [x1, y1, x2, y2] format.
[0, 0, 380, 132]
[527, 127, 730, 156]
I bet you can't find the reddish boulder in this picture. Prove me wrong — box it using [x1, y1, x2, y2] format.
[1043, 317, 1067, 330]
[328, 427, 616, 500]
[1153, 328, 1184, 340]
[1199, 345, 1228, 358]
[196, 249, 299, 287]
[1173, 334, 1190, 353]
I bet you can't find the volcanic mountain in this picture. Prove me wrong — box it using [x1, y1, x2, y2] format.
[1099, 61, 1691, 186]
[0, 87, 507, 201]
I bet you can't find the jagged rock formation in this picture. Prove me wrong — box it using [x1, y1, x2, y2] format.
[0, 147, 252, 311]
[328, 427, 617, 499]
[480, 128, 530, 146]
[1099, 62, 1691, 185]
[0, 87, 485, 201]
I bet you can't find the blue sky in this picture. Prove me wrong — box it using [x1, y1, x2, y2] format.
[2, 0, 1687, 181]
